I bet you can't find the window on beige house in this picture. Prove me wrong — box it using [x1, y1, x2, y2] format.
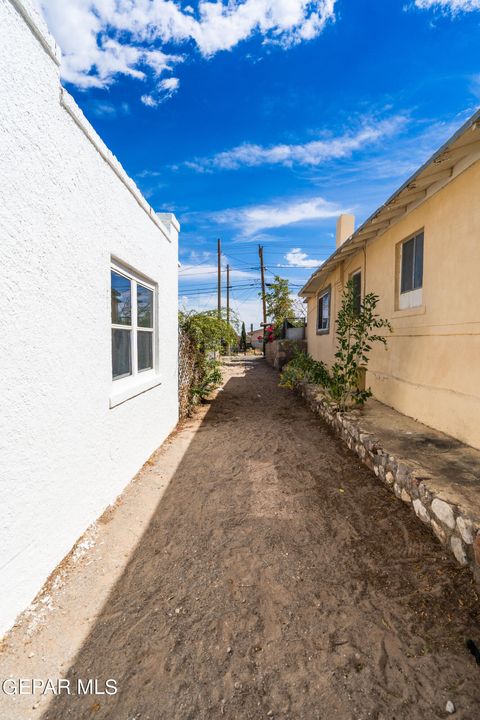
[399, 231, 424, 309]
[317, 287, 331, 334]
[351, 270, 362, 315]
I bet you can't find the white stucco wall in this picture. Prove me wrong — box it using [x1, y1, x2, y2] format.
[0, 0, 179, 635]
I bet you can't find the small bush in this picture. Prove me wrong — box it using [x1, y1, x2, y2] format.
[179, 310, 238, 415]
[280, 280, 392, 410]
[279, 347, 330, 390]
[190, 359, 223, 404]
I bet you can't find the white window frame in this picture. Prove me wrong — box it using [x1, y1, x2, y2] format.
[110, 260, 161, 408]
[398, 230, 424, 310]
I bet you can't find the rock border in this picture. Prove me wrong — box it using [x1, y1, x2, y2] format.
[299, 382, 480, 581]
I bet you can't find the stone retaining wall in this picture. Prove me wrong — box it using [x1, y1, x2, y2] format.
[300, 382, 480, 581]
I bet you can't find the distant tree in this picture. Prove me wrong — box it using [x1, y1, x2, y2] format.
[264, 275, 296, 332]
[239, 322, 248, 353]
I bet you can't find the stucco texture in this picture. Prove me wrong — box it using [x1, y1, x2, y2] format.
[0, 0, 178, 634]
[306, 160, 480, 450]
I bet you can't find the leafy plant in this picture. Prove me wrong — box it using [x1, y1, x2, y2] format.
[328, 279, 392, 409]
[178, 309, 238, 410]
[279, 280, 392, 410]
[179, 309, 238, 353]
[190, 359, 223, 402]
[280, 346, 330, 389]
[263, 276, 296, 336]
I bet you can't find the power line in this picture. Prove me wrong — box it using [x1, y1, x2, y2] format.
[272, 265, 324, 269]
[180, 283, 261, 297]
[179, 270, 218, 276]
[182, 288, 260, 296]
[180, 280, 261, 291]
[179, 266, 257, 277]
[231, 285, 261, 302]
[178, 255, 217, 271]
[179, 262, 322, 276]
[223, 253, 257, 267]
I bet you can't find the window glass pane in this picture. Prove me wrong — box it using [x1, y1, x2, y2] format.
[401, 238, 414, 293]
[111, 271, 131, 325]
[138, 331, 153, 372]
[319, 292, 329, 330]
[137, 284, 153, 328]
[413, 233, 424, 290]
[322, 294, 329, 327]
[112, 329, 131, 379]
[352, 272, 361, 314]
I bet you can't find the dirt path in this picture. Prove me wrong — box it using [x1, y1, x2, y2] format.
[4, 358, 480, 719]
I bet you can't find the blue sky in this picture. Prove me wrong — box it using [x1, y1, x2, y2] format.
[36, 0, 480, 327]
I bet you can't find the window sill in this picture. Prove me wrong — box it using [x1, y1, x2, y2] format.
[392, 305, 426, 319]
[109, 373, 162, 408]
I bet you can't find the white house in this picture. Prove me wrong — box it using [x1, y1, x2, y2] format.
[0, 0, 179, 635]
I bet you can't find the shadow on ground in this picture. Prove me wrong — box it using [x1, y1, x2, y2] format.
[42, 359, 480, 720]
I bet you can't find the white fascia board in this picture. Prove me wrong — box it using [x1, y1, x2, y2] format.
[7, 0, 61, 65]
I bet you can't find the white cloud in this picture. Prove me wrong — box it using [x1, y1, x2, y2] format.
[283, 248, 322, 268]
[414, 0, 480, 11]
[136, 169, 162, 178]
[88, 99, 130, 117]
[185, 116, 407, 171]
[140, 94, 158, 107]
[161, 77, 180, 91]
[471, 74, 480, 99]
[141, 76, 180, 106]
[36, 0, 336, 94]
[215, 195, 348, 237]
[187, 249, 212, 262]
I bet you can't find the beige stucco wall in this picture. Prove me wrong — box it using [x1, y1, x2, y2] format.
[306, 159, 480, 449]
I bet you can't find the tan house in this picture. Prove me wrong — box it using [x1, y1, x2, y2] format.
[300, 109, 480, 450]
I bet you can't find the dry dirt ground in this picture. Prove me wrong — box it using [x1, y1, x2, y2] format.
[2, 358, 480, 720]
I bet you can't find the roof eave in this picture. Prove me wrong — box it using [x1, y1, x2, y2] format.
[299, 108, 480, 298]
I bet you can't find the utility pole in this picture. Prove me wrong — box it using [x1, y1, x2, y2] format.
[217, 238, 221, 320]
[258, 244, 267, 355]
[226, 263, 230, 356]
[226, 264, 230, 325]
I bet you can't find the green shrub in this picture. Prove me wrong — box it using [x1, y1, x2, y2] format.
[329, 280, 392, 410]
[279, 347, 330, 390]
[280, 280, 392, 410]
[190, 359, 223, 403]
[179, 310, 238, 411]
